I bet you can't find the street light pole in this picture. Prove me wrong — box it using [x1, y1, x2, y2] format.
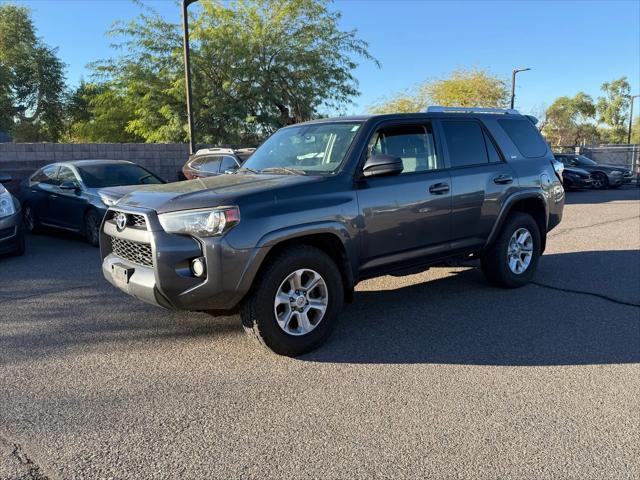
[627, 94, 639, 144]
[510, 67, 531, 110]
[182, 0, 198, 155]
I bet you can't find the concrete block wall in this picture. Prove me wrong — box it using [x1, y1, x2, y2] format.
[0, 143, 191, 192]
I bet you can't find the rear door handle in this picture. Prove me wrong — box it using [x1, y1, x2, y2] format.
[493, 174, 513, 185]
[429, 182, 449, 195]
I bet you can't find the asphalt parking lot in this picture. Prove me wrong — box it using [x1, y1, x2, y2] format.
[1, 187, 639, 480]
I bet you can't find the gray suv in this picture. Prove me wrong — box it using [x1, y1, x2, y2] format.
[100, 107, 564, 356]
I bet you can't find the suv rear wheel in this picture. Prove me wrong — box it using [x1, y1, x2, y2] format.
[241, 245, 344, 356]
[481, 212, 541, 288]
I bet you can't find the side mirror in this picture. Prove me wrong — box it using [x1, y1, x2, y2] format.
[362, 154, 404, 178]
[60, 181, 80, 191]
[0, 172, 12, 184]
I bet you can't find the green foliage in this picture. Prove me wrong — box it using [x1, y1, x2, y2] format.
[595, 77, 631, 143]
[0, 3, 66, 141]
[72, 0, 377, 145]
[369, 68, 509, 113]
[631, 116, 640, 144]
[541, 77, 635, 146]
[541, 92, 598, 146]
[63, 81, 142, 143]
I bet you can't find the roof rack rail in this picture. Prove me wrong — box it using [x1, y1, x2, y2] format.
[425, 106, 521, 115]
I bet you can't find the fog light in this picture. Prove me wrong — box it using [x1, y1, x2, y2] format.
[191, 257, 206, 277]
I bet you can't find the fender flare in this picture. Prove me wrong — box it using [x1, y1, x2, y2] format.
[234, 220, 357, 298]
[484, 190, 549, 249]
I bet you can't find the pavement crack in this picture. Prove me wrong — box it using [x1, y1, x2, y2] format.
[10, 442, 50, 480]
[531, 281, 640, 308]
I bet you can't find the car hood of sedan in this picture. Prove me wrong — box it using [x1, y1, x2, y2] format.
[105, 173, 320, 213]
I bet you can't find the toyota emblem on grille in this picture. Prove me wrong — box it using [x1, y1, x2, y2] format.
[115, 212, 128, 232]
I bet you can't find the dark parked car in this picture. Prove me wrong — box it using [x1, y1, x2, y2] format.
[100, 107, 564, 356]
[561, 166, 592, 190]
[0, 173, 25, 256]
[554, 154, 633, 189]
[182, 148, 255, 180]
[19, 160, 163, 246]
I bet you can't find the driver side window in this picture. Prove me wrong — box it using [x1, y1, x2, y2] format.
[367, 123, 439, 173]
[57, 166, 80, 187]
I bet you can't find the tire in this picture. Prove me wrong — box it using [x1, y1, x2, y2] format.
[84, 210, 100, 247]
[481, 212, 541, 288]
[240, 245, 344, 356]
[22, 204, 41, 234]
[591, 172, 608, 190]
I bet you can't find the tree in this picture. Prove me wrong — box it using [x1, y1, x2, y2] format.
[369, 68, 509, 114]
[64, 81, 142, 143]
[0, 3, 66, 141]
[596, 77, 631, 143]
[77, 0, 377, 145]
[631, 116, 640, 144]
[541, 93, 598, 146]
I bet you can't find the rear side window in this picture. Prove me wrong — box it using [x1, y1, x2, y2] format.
[498, 119, 547, 158]
[441, 121, 488, 167]
[220, 155, 238, 171]
[191, 155, 222, 174]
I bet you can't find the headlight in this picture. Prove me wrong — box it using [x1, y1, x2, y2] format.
[0, 186, 16, 219]
[611, 170, 621, 175]
[100, 194, 117, 207]
[158, 207, 240, 237]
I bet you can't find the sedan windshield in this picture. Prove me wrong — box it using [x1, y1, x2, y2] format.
[77, 164, 164, 188]
[241, 122, 361, 175]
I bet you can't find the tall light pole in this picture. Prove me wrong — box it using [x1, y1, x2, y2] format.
[182, 0, 199, 155]
[628, 94, 639, 144]
[510, 67, 531, 110]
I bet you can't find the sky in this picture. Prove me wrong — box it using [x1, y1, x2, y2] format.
[12, 0, 640, 115]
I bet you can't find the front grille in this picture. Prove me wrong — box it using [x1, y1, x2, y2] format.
[131, 214, 147, 229]
[107, 210, 147, 230]
[111, 237, 153, 267]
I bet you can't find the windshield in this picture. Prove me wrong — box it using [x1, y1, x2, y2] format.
[77, 164, 164, 188]
[241, 122, 361, 175]
[576, 155, 597, 166]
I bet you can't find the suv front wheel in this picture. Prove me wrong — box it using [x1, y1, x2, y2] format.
[241, 245, 344, 356]
[481, 212, 541, 288]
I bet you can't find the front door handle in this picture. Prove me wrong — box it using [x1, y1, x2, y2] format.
[493, 174, 513, 185]
[429, 182, 450, 195]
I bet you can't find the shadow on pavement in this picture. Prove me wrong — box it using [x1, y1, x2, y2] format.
[304, 250, 640, 366]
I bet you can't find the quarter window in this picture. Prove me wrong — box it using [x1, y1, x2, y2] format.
[367, 123, 439, 173]
[498, 118, 547, 158]
[442, 121, 488, 167]
[31, 165, 59, 185]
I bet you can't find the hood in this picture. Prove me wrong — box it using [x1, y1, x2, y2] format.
[563, 167, 591, 177]
[581, 163, 627, 173]
[112, 173, 321, 213]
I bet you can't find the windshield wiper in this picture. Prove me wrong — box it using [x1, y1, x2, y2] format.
[260, 167, 306, 175]
[235, 167, 259, 174]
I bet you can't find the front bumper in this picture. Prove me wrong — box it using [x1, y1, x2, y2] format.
[0, 211, 23, 255]
[606, 172, 624, 186]
[100, 206, 262, 311]
[564, 176, 593, 188]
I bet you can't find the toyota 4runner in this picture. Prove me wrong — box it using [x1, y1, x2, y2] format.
[100, 107, 564, 356]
